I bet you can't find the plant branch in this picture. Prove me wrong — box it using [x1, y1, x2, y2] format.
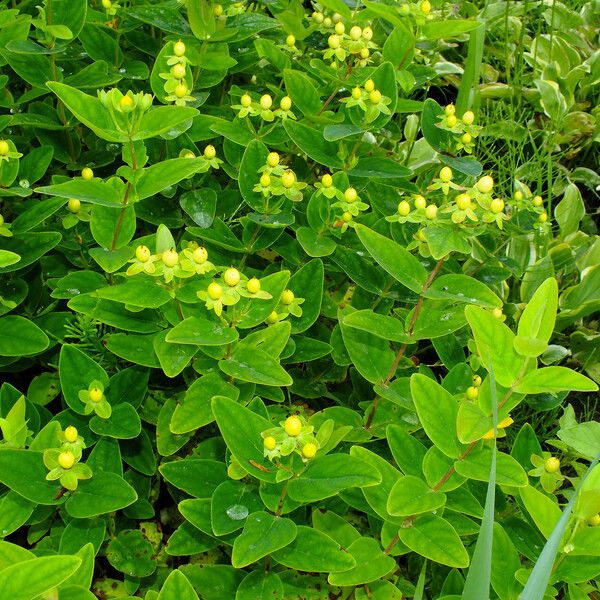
[366, 258, 445, 429]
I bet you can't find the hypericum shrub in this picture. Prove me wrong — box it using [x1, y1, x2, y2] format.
[0, 0, 598, 599]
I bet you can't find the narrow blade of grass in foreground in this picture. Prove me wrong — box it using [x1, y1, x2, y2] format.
[461, 361, 498, 600]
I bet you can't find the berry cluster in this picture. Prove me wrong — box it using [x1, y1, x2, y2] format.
[254, 151, 307, 205]
[233, 92, 295, 122]
[261, 415, 319, 465]
[343, 78, 392, 124]
[79, 380, 112, 418]
[266, 287, 305, 325]
[198, 266, 272, 317]
[43, 426, 92, 491]
[438, 104, 482, 154]
[162, 41, 194, 106]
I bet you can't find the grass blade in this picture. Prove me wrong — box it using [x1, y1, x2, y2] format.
[456, 22, 486, 114]
[461, 361, 497, 600]
[521, 449, 600, 600]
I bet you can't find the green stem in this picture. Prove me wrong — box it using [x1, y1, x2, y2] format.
[111, 140, 137, 251]
[365, 258, 445, 430]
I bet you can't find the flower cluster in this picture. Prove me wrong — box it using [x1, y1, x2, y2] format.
[438, 104, 482, 154]
[343, 79, 391, 124]
[98, 89, 154, 136]
[320, 18, 376, 67]
[266, 288, 305, 325]
[128, 241, 216, 283]
[43, 426, 92, 491]
[254, 151, 307, 204]
[232, 92, 295, 122]
[79, 381, 112, 418]
[161, 41, 194, 106]
[387, 171, 512, 229]
[100, 0, 120, 17]
[529, 454, 565, 493]
[261, 415, 319, 465]
[198, 267, 272, 317]
[0, 139, 22, 164]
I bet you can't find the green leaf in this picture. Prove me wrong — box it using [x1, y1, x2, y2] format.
[422, 19, 481, 39]
[11, 198, 64, 234]
[327, 537, 396, 586]
[65, 471, 138, 518]
[69, 296, 159, 333]
[89, 402, 141, 439]
[296, 227, 336, 257]
[0, 232, 62, 274]
[166, 316, 239, 346]
[46, 82, 127, 143]
[557, 421, 600, 461]
[59, 345, 108, 415]
[411, 374, 464, 458]
[236, 571, 283, 600]
[180, 188, 217, 228]
[424, 274, 502, 308]
[153, 330, 198, 378]
[342, 309, 410, 343]
[339, 306, 394, 384]
[421, 98, 452, 153]
[514, 278, 558, 357]
[212, 396, 277, 482]
[0, 250, 20, 268]
[107, 530, 156, 577]
[455, 448, 528, 487]
[219, 346, 292, 386]
[59, 518, 106, 555]
[554, 184, 585, 238]
[271, 526, 356, 573]
[465, 306, 525, 388]
[238, 139, 270, 212]
[349, 446, 403, 523]
[399, 515, 469, 568]
[515, 367, 598, 394]
[105, 333, 160, 367]
[158, 570, 199, 600]
[355, 224, 428, 293]
[170, 373, 238, 434]
[0, 316, 49, 357]
[231, 511, 297, 568]
[519, 486, 561, 539]
[211, 481, 263, 535]
[136, 158, 207, 201]
[284, 69, 321, 116]
[137, 106, 199, 139]
[382, 22, 414, 69]
[422, 226, 471, 259]
[0, 492, 34, 537]
[93, 279, 171, 308]
[0, 450, 62, 504]
[287, 453, 381, 503]
[36, 179, 124, 207]
[0, 555, 82, 600]
[159, 459, 227, 498]
[288, 258, 323, 333]
[283, 120, 344, 169]
[387, 475, 446, 516]
[347, 158, 411, 179]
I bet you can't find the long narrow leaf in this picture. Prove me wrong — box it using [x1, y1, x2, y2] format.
[456, 23, 486, 114]
[521, 449, 600, 600]
[413, 559, 428, 600]
[461, 361, 497, 600]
